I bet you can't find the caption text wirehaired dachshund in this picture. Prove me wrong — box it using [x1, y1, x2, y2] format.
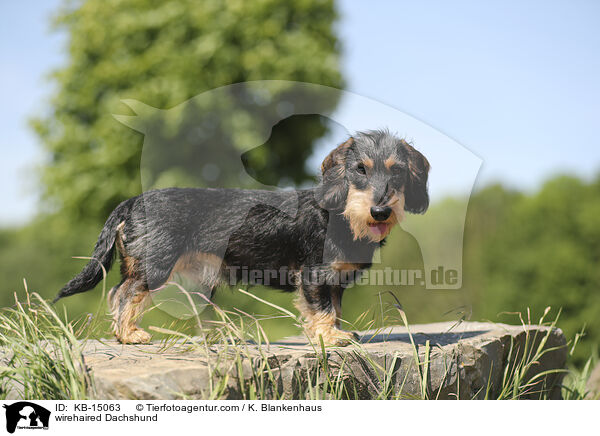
[54, 130, 430, 346]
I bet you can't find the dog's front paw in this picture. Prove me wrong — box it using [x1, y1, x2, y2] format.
[311, 327, 358, 347]
[117, 328, 152, 344]
[330, 330, 359, 347]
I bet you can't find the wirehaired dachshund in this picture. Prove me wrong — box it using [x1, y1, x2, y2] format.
[54, 130, 430, 346]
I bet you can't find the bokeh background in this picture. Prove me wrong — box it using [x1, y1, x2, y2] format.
[1, 0, 599, 365]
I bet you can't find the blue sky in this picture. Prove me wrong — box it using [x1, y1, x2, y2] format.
[0, 1, 65, 225]
[1, 0, 600, 225]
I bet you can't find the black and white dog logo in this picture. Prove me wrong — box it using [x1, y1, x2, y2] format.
[2, 402, 50, 433]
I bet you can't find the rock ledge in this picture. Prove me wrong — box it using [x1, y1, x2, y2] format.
[84, 321, 567, 399]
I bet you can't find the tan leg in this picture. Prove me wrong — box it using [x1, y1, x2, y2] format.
[295, 288, 357, 347]
[107, 280, 152, 344]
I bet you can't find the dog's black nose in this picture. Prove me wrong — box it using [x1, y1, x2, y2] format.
[370, 206, 392, 221]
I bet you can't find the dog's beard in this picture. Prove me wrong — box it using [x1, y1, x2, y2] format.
[343, 186, 405, 242]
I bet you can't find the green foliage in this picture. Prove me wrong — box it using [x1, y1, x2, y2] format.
[477, 175, 600, 364]
[0, 217, 102, 302]
[31, 0, 344, 224]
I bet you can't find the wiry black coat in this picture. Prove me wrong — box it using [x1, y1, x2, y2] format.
[55, 187, 377, 299]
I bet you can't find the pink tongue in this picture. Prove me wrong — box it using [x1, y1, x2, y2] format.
[370, 223, 388, 235]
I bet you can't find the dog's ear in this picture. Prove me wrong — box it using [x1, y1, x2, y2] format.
[402, 142, 430, 214]
[316, 137, 353, 210]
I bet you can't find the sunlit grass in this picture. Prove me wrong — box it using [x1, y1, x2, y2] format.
[0, 288, 93, 399]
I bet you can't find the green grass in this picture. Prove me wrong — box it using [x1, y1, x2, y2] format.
[0, 289, 93, 399]
[0, 282, 595, 400]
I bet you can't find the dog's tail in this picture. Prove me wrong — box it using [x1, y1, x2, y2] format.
[52, 197, 136, 303]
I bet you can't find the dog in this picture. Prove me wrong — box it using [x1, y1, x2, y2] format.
[53, 130, 430, 346]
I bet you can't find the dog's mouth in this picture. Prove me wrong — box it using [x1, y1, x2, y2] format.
[367, 222, 390, 237]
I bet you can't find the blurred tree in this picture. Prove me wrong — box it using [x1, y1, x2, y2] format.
[478, 175, 600, 364]
[31, 0, 344, 225]
[462, 184, 523, 313]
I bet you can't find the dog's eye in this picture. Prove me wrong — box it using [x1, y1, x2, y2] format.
[356, 163, 367, 175]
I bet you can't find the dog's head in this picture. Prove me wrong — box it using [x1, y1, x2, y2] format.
[317, 130, 430, 242]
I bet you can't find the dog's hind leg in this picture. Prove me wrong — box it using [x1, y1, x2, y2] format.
[106, 223, 153, 343]
[107, 279, 151, 344]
